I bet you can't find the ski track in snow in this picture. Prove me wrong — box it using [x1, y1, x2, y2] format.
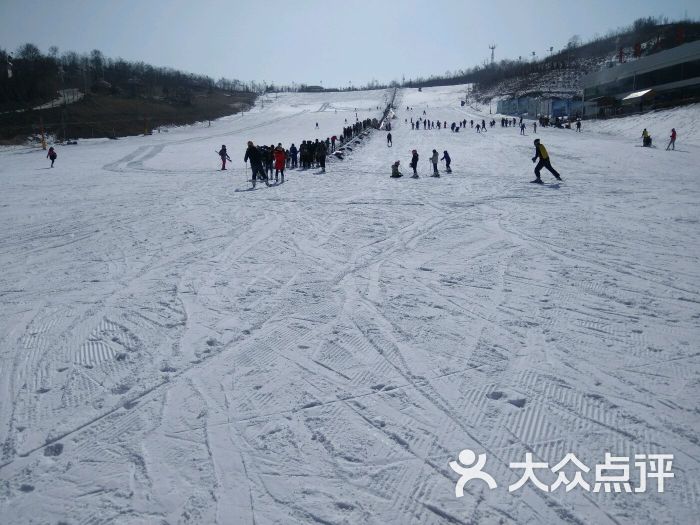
[0, 86, 699, 524]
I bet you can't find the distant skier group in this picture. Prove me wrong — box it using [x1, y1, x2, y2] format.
[641, 127, 677, 149]
[391, 149, 451, 179]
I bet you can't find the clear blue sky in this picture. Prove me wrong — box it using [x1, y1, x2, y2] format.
[1, 0, 698, 87]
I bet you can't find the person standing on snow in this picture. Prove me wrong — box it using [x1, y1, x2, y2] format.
[576, 119, 582, 132]
[273, 143, 286, 182]
[410, 150, 419, 178]
[289, 143, 298, 168]
[218, 145, 231, 170]
[387, 132, 392, 147]
[430, 149, 440, 177]
[244, 141, 268, 187]
[531, 139, 562, 183]
[316, 139, 327, 172]
[47, 146, 57, 168]
[666, 128, 677, 150]
[520, 123, 526, 135]
[441, 150, 451, 173]
[533, 121, 537, 133]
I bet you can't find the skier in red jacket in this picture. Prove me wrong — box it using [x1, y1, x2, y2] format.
[273, 144, 286, 182]
[666, 128, 677, 150]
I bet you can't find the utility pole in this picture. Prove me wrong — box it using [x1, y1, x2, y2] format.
[489, 44, 496, 65]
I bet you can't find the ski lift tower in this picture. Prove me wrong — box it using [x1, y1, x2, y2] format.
[489, 44, 496, 65]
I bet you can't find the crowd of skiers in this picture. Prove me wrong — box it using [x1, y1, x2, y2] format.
[212, 116, 381, 187]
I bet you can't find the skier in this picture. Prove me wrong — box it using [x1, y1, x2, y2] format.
[476, 123, 481, 133]
[481, 119, 487, 132]
[642, 128, 652, 147]
[387, 132, 392, 147]
[531, 139, 562, 183]
[410, 150, 419, 178]
[666, 128, 676, 150]
[289, 143, 298, 168]
[217, 145, 231, 170]
[391, 161, 403, 178]
[273, 143, 286, 182]
[520, 123, 526, 135]
[331, 135, 337, 152]
[441, 150, 451, 173]
[430, 149, 440, 177]
[315, 122, 319, 129]
[46, 146, 57, 168]
[244, 141, 268, 187]
[316, 139, 327, 172]
[266, 146, 275, 176]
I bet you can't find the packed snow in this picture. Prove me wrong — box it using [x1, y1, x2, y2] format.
[1, 85, 699, 524]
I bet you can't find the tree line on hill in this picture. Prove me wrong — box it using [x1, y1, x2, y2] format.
[0, 44, 258, 112]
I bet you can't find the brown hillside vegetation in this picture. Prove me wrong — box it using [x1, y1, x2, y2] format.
[0, 90, 256, 143]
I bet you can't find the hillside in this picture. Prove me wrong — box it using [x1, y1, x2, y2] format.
[0, 89, 256, 143]
[0, 44, 257, 143]
[407, 18, 700, 103]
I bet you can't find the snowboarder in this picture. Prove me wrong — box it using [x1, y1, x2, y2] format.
[430, 149, 440, 177]
[666, 128, 676, 150]
[410, 150, 419, 178]
[391, 161, 403, 178]
[47, 146, 57, 168]
[441, 150, 451, 173]
[387, 132, 392, 147]
[217, 145, 231, 170]
[274, 143, 286, 182]
[244, 141, 268, 187]
[531, 139, 562, 183]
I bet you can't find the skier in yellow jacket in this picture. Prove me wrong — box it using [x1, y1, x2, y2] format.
[531, 139, 562, 183]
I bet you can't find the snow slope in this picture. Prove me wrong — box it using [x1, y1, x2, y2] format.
[584, 102, 700, 147]
[1, 84, 699, 525]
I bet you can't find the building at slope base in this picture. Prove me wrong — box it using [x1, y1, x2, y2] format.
[582, 40, 700, 118]
[496, 97, 583, 119]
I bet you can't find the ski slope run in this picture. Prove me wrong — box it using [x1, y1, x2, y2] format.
[0, 86, 699, 524]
